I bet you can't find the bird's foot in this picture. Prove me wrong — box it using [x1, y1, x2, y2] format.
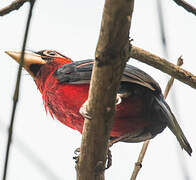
[116, 94, 122, 105]
[79, 100, 92, 120]
[105, 148, 112, 169]
[80, 96, 121, 119]
[73, 147, 80, 164]
[73, 147, 112, 170]
[95, 148, 112, 172]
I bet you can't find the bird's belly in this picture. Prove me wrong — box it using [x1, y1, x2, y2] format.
[111, 96, 148, 137]
[45, 84, 148, 137]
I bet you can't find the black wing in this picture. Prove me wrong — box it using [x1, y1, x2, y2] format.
[54, 59, 161, 93]
[54, 59, 94, 84]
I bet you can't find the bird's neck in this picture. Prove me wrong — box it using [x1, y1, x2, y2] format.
[34, 57, 72, 93]
[35, 61, 65, 93]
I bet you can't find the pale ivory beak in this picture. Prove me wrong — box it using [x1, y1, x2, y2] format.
[5, 51, 46, 78]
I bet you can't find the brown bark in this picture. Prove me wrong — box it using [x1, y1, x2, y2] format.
[0, 0, 29, 16]
[130, 46, 196, 89]
[76, 0, 135, 180]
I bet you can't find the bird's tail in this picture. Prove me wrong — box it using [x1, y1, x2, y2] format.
[155, 96, 192, 156]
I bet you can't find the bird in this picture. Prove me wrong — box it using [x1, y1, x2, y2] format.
[5, 49, 192, 155]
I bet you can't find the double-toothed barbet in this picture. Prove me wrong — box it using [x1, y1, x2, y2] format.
[5, 50, 192, 155]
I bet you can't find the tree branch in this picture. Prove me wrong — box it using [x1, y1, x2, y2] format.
[0, 0, 29, 16]
[76, 0, 134, 180]
[130, 46, 196, 89]
[172, 0, 196, 16]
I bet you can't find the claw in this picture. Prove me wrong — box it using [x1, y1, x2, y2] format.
[73, 147, 80, 164]
[73, 146, 112, 170]
[105, 148, 112, 169]
[74, 147, 80, 155]
[116, 94, 122, 105]
[79, 100, 92, 120]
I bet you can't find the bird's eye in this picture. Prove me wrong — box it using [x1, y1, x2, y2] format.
[47, 51, 57, 56]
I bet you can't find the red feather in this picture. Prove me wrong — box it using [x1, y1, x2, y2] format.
[35, 58, 148, 137]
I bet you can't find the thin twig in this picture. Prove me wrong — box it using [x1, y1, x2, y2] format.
[130, 58, 183, 180]
[0, 0, 29, 16]
[164, 56, 183, 98]
[130, 140, 150, 180]
[130, 46, 196, 89]
[3, 1, 35, 179]
[173, 0, 196, 16]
